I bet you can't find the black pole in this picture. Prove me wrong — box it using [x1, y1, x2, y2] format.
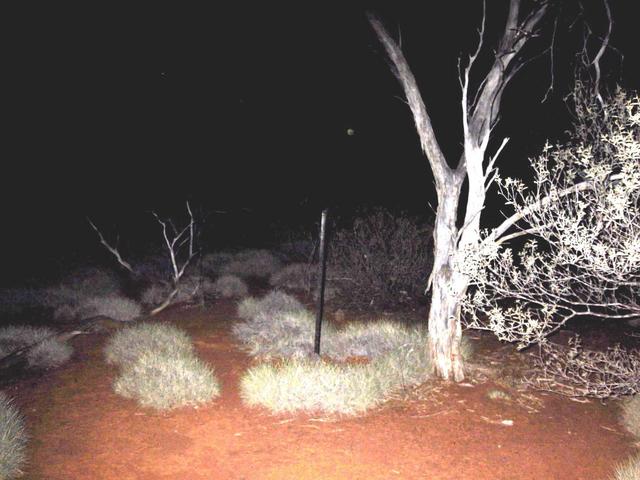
[314, 209, 328, 355]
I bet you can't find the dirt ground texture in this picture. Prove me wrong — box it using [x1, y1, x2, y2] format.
[5, 300, 638, 480]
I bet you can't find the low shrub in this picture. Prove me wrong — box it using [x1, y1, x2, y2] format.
[201, 252, 236, 277]
[104, 322, 194, 368]
[620, 394, 640, 438]
[0, 325, 73, 369]
[613, 453, 640, 480]
[210, 275, 249, 298]
[113, 349, 220, 410]
[0, 392, 27, 479]
[328, 208, 433, 308]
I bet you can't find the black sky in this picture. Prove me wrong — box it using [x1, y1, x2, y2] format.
[3, 1, 640, 281]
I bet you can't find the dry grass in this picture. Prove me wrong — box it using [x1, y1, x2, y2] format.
[0, 392, 27, 479]
[236, 291, 305, 321]
[0, 325, 73, 369]
[210, 275, 249, 298]
[620, 394, 640, 438]
[240, 332, 433, 415]
[54, 295, 142, 322]
[104, 322, 194, 368]
[113, 349, 220, 410]
[613, 453, 640, 480]
[269, 263, 313, 291]
[220, 249, 282, 279]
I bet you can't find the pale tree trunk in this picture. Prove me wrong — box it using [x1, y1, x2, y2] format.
[427, 174, 466, 380]
[369, 1, 548, 380]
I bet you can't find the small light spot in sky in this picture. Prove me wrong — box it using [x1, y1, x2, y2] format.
[346, 128, 355, 136]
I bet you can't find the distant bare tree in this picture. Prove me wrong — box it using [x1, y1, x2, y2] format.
[89, 202, 199, 315]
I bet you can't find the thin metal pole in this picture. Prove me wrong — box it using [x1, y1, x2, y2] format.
[314, 209, 328, 355]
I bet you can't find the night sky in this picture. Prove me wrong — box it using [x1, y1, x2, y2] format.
[3, 2, 640, 283]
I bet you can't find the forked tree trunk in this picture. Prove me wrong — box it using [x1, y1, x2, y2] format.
[369, 1, 548, 381]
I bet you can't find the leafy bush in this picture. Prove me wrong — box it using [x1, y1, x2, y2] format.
[0, 325, 73, 369]
[113, 349, 220, 410]
[54, 295, 142, 322]
[0, 392, 27, 479]
[328, 208, 433, 308]
[613, 453, 640, 480]
[104, 322, 194, 368]
[210, 275, 249, 298]
[620, 394, 640, 439]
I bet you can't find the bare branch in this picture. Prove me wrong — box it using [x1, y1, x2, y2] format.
[367, 12, 452, 188]
[87, 218, 134, 273]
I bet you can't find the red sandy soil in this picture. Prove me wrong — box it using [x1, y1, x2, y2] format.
[6, 301, 638, 480]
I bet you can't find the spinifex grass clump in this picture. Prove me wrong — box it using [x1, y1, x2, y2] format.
[105, 322, 220, 410]
[234, 291, 326, 358]
[620, 394, 640, 438]
[54, 295, 142, 322]
[0, 325, 73, 369]
[210, 275, 249, 298]
[220, 249, 283, 279]
[236, 290, 305, 322]
[0, 392, 27, 480]
[234, 288, 474, 415]
[240, 329, 432, 415]
[269, 263, 314, 291]
[114, 350, 220, 410]
[104, 322, 194, 368]
[613, 453, 640, 480]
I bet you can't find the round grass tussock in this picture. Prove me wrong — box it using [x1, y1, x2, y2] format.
[234, 309, 324, 359]
[210, 275, 249, 298]
[0, 325, 73, 369]
[269, 263, 313, 291]
[620, 394, 640, 439]
[240, 330, 432, 415]
[240, 358, 384, 415]
[26, 337, 73, 369]
[322, 320, 423, 361]
[0, 392, 27, 480]
[113, 350, 220, 410]
[104, 322, 194, 368]
[236, 290, 305, 322]
[220, 249, 283, 279]
[54, 295, 142, 322]
[613, 453, 640, 480]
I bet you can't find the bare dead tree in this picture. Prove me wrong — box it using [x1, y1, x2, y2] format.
[89, 201, 199, 316]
